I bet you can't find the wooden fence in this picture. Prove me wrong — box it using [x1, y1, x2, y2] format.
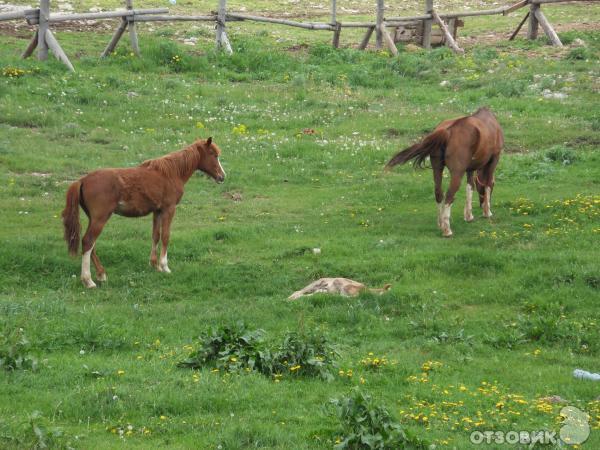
[0, 0, 592, 71]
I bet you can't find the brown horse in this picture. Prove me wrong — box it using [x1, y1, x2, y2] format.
[385, 107, 503, 237]
[62, 137, 225, 288]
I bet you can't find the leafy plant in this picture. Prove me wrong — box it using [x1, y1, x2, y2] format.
[269, 331, 340, 381]
[329, 389, 427, 449]
[0, 327, 38, 371]
[178, 323, 339, 380]
[544, 146, 579, 165]
[177, 322, 270, 373]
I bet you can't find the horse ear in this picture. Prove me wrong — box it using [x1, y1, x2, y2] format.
[206, 137, 212, 147]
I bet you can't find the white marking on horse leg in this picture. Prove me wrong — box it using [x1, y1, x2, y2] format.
[158, 251, 171, 273]
[483, 187, 493, 218]
[437, 202, 443, 228]
[464, 184, 474, 222]
[441, 203, 453, 237]
[81, 247, 96, 288]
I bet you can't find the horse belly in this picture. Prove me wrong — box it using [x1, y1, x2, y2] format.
[114, 194, 157, 217]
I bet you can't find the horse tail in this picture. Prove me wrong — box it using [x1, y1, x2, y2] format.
[385, 128, 449, 170]
[62, 181, 81, 256]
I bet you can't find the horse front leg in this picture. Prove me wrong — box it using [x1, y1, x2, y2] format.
[464, 171, 475, 222]
[91, 249, 107, 282]
[157, 207, 175, 273]
[150, 211, 161, 269]
[441, 170, 464, 237]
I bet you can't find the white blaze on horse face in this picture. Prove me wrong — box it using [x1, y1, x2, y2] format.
[81, 246, 96, 288]
[441, 203, 453, 237]
[217, 158, 226, 177]
[464, 184, 474, 222]
[483, 186, 493, 217]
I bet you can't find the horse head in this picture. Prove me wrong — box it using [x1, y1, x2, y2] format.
[196, 137, 225, 183]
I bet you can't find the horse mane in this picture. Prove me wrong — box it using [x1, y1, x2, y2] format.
[140, 144, 201, 179]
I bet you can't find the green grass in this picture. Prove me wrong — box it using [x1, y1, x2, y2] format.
[0, 14, 599, 450]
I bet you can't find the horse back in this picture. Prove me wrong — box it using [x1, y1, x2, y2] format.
[80, 167, 181, 218]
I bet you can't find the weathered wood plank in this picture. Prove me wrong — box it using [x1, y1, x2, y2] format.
[45, 29, 75, 71]
[101, 18, 128, 57]
[21, 30, 38, 58]
[358, 26, 375, 50]
[509, 12, 530, 40]
[432, 10, 464, 53]
[381, 24, 398, 56]
[534, 8, 563, 46]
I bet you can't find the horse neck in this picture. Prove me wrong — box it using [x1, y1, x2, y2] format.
[163, 147, 201, 184]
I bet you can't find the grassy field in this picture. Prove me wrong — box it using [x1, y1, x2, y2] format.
[1, 4, 599, 449]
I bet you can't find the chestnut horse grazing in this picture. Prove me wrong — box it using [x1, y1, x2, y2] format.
[385, 108, 503, 237]
[62, 138, 225, 288]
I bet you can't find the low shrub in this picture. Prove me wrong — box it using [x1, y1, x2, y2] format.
[329, 389, 427, 449]
[0, 326, 37, 371]
[178, 323, 339, 381]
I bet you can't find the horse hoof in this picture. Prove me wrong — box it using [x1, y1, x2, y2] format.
[442, 230, 453, 238]
[97, 273, 107, 282]
[82, 279, 97, 288]
[464, 215, 474, 222]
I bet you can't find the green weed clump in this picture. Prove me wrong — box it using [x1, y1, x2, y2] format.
[0, 326, 38, 371]
[177, 322, 269, 372]
[178, 323, 339, 380]
[544, 145, 579, 165]
[329, 389, 427, 450]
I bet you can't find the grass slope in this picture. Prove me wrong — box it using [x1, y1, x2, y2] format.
[0, 20, 599, 450]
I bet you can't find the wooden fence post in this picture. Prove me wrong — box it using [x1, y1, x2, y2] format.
[216, 0, 233, 53]
[376, 0, 384, 49]
[331, 0, 341, 48]
[527, 2, 539, 40]
[126, 0, 140, 55]
[38, 0, 49, 60]
[422, 0, 433, 49]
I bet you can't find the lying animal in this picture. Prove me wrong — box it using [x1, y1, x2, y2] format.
[289, 278, 391, 300]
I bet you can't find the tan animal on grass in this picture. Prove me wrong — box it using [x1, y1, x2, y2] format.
[288, 278, 391, 300]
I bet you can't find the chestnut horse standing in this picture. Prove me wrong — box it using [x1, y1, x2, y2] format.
[62, 138, 225, 288]
[385, 108, 503, 237]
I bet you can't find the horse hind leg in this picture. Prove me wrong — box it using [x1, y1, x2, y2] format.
[81, 215, 110, 288]
[481, 155, 500, 218]
[440, 170, 464, 237]
[157, 207, 175, 273]
[464, 171, 475, 222]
